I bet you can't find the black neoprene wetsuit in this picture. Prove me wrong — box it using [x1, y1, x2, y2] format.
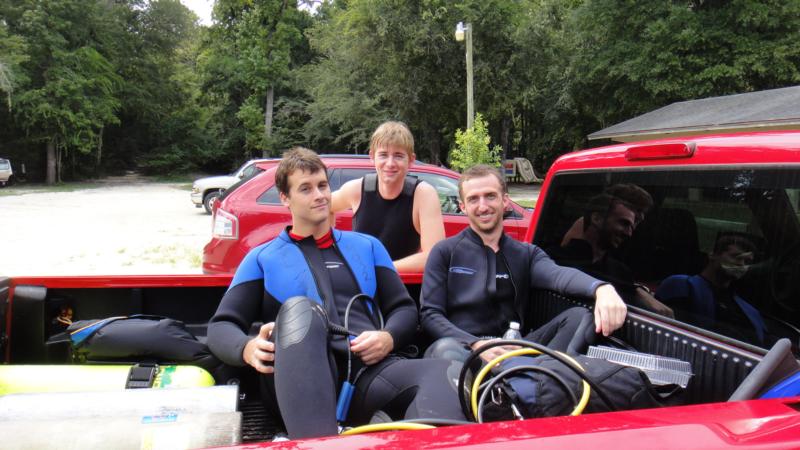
[353, 174, 421, 260]
[420, 228, 606, 346]
[207, 228, 464, 439]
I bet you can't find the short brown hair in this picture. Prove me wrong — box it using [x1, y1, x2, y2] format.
[275, 147, 327, 196]
[458, 164, 506, 200]
[369, 121, 414, 156]
[605, 184, 653, 218]
[582, 193, 635, 231]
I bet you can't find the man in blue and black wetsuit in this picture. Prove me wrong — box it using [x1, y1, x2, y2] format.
[208, 148, 465, 440]
[421, 165, 628, 364]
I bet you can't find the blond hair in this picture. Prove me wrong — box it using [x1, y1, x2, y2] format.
[369, 121, 414, 156]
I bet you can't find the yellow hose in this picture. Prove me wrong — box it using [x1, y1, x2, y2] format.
[470, 348, 590, 419]
[341, 422, 436, 435]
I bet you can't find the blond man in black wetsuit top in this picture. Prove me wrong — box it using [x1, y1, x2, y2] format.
[331, 121, 445, 272]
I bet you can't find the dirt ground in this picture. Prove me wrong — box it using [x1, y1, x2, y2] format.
[0, 180, 211, 276]
[0, 179, 540, 277]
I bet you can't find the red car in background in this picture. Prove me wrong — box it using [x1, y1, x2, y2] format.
[203, 155, 533, 274]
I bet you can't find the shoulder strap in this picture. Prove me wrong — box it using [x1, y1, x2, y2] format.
[402, 175, 419, 197]
[69, 316, 129, 346]
[364, 173, 378, 193]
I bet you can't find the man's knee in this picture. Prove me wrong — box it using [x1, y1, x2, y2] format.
[424, 337, 470, 362]
[559, 306, 592, 323]
[275, 296, 328, 350]
[563, 307, 596, 354]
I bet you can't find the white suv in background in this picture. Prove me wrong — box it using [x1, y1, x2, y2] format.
[191, 158, 275, 213]
[0, 158, 13, 187]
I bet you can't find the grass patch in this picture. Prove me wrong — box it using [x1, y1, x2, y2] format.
[137, 244, 203, 269]
[516, 199, 536, 209]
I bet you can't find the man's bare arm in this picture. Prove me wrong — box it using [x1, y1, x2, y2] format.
[331, 178, 362, 213]
[393, 182, 445, 272]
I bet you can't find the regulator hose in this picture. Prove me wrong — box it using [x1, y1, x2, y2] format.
[476, 364, 579, 423]
[341, 422, 435, 435]
[457, 339, 616, 421]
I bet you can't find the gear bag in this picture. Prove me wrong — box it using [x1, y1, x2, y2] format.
[64, 315, 219, 371]
[481, 354, 684, 421]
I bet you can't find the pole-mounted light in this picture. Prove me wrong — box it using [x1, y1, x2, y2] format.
[454, 22, 474, 129]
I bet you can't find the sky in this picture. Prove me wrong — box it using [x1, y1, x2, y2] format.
[181, 0, 213, 26]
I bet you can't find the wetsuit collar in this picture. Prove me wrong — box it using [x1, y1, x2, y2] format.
[281, 226, 342, 247]
[289, 228, 334, 249]
[464, 226, 509, 252]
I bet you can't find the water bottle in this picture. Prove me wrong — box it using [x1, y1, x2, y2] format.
[502, 321, 522, 340]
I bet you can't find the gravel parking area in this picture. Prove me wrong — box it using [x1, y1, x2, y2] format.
[0, 180, 211, 276]
[0, 179, 540, 277]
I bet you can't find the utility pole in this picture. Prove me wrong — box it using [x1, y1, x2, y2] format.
[455, 22, 474, 129]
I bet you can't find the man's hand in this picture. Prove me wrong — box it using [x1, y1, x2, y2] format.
[471, 339, 519, 363]
[594, 284, 628, 336]
[635, 287, 674, 318]
[243, 322, 275, 374]
[350, 330, 394, 366]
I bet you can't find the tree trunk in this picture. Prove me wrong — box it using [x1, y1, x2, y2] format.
[96, 126, 103, 169]
[425, 127, 441, 166]
[56, 145, 62, 183]
[46, 138, 56, 185]
[501, 116, 512, 162]
[263, 86, 274, 158]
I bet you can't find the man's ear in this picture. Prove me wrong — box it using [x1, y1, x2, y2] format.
[368, 148, 375, 163]
[280, 191, 290, 208]
[409, 152, 416, 165]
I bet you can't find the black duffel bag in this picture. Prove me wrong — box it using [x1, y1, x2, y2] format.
[480, 354, 684, 422]
[65, 315, 219, 371]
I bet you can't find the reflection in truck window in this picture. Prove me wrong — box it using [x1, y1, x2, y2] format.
[534, 168, 800, 355]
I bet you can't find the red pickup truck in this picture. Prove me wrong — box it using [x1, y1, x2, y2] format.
[2, 131, 800, 449]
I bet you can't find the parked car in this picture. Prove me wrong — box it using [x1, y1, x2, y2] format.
[202, 155, 533, 274]
[3, 132, 800, 449]
[0, 158, 13, 186]
[191, 158, 278, 214]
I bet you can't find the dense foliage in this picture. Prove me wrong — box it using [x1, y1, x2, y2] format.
[1, 0, 799, 182]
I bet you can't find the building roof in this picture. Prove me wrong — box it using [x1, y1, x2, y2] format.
[588, 85, 800, 142]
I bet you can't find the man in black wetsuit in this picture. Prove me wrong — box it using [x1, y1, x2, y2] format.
[208, 148, 465, 440]
[547, 192, 674, 317]
[331, 121, 445, 272]
[421, 165, 628, 363]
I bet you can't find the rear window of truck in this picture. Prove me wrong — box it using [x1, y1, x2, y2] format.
[534, 167, 800, 355]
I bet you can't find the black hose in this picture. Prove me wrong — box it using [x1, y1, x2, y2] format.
[476, 365, 578, 423]
[457, 339, 616, 421]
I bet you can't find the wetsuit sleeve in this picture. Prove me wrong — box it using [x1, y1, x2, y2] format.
[529, 245, 606, 299]
[420, 242, 479, 345]
[208, 250, 266, 367]
[371, 238, 418, 348]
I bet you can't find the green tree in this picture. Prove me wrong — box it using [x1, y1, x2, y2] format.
[557, 0, 800, 152]
[108, 0, 214, 175]
[200, 0, 310, 159]
[0, 21, 29, 109]
[449, 113, 501, 172]
[7, 0, 122, 183]
[302, 0, 465, 159]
